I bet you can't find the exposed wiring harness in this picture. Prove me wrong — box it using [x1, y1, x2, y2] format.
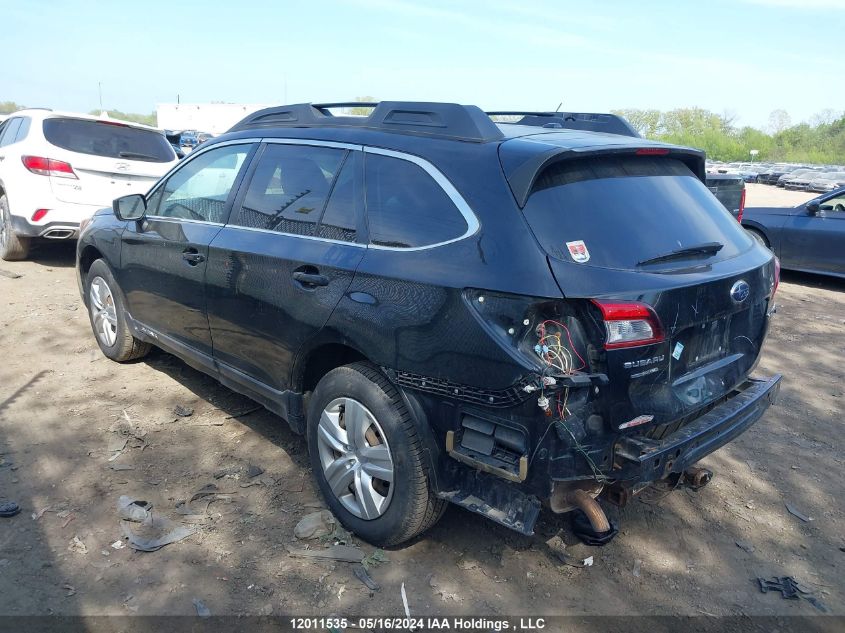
[534, 319, 587, 375]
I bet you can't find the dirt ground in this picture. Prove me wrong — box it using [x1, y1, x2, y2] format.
[0, 184, 842, 622]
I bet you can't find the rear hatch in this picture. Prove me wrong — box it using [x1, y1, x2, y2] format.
[42, 117, 176, 206]
[514, 151, 777, 432]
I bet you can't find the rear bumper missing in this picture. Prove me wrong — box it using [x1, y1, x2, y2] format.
[613, 374, 781, 484]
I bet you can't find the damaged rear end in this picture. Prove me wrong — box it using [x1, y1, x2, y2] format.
[461, 137, 783, 536]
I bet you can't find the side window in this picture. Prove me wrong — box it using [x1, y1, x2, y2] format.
[364, 153, 468, 248]
[315, 152, 360, 242]
[150, 144, 250, 223]
[0, 118, 22, 147]
[824, 193, 845, 212]
[14, 117, 31, 143]
[232, 144, 345, 236]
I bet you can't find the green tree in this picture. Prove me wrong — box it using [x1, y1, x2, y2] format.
[0, 101, 26, 114]
[88, 109, 157, 127]
[344, 97, 378, 116]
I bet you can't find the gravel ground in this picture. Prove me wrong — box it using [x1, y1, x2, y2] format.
[0, 184, 842, 623]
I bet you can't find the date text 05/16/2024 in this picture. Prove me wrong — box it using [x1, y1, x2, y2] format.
[289, 617, 547, 630]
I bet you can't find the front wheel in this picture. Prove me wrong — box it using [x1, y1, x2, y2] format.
[307, 362, 446, 546]
[85, 259, 150, 362]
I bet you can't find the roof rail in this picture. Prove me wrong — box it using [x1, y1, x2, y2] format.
[229, 101, 505, 143]
[488, 111, 640, 138]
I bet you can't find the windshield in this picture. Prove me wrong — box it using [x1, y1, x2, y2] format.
[523, 155, 753, 271]
[43, 118, 175, 162]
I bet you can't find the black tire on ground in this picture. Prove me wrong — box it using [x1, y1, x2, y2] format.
[85, 259, 151, 362]
[746, 228, 770, 249]
[0, 194, 31, 261]
[307, 361, 446, 546]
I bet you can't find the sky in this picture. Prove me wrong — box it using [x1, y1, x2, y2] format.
[3, 0, 844, 130]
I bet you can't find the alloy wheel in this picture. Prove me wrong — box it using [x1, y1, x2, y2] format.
[89, 276, 118, 347]
[316, 397, 395, 520]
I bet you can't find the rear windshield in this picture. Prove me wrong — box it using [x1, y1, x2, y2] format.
[524, 156, 753, 270]
[43, 118, 174, 162]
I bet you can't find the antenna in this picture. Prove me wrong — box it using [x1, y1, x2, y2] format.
[555, 102, 562, 112]
[98, 82, 103, 110]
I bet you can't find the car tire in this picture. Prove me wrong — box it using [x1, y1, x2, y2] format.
[307, 361, 446, 546]
[746, 228, 770, 249]
[85, 259, 151, 362]
[0, 195, 31, 261]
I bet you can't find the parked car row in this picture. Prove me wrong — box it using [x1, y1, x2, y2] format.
[707, 160, 845, 191]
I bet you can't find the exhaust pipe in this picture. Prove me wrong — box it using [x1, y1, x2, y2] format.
[684, 466, 713, 490]
[567, 488, 611, 534]
[550, 486, 610, 533]
[42, 229, 75, 240]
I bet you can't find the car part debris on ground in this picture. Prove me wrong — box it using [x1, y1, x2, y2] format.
[757, 576, 829, 612]
[352, 563, 380, 591]
[120, 514, 197, 552]
[784, 502, 813, 522]
[192, 598, 211, 617]
[117, 496, 152, 522]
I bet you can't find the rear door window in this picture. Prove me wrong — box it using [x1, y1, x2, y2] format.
[148, 144, 251, 223]
[364, 153, 468, 248]
[232, 143, 346, 236]
[523, 156, 753, 270]
[42, 117, 174, 162]
[315, 152, 361, 242]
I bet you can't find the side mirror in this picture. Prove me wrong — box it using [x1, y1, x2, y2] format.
[113, 194, 146, 221]
[806, 201, 823, 216]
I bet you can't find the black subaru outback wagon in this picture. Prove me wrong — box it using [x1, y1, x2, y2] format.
[77, 102, 781, 546]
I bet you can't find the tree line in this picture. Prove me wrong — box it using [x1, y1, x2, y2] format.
[4, 98, 842, 164]
[1, 101, 156, 127]
[612, 107, 845, 164]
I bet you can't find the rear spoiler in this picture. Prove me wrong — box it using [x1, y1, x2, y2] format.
[501, 143, 707, 208]
[488, 111, 640, 138]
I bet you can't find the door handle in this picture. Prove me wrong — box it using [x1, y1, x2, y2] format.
[292, 271, 329, 287]
[182, 249, 205, 265]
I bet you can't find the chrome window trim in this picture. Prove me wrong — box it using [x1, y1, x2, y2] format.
[262, 138, 364, 152]
[140, 137, 480, 251]
[362, 146, 480, 252]
[219, 223, 367, 248]
[143, 215, 225, 227]
[145, 138, 262, 201]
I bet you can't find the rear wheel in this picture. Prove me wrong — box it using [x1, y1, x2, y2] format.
[307, 362, 446, 546]
[0, 195, 31, 261]
[86, 259, 150, 362]
[746, 228, 770, 249]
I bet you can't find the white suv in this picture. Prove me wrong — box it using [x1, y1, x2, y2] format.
[0, 109, 178, 260]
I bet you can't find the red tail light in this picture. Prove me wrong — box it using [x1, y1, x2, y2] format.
[31, 209, 49, 222]
[635, 148, 670, 155]
[22, 156, 78, 179]
[737, 187, 746, 223]
[592, 300, 664, 349]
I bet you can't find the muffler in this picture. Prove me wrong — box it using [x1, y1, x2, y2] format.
[43, 229, 74, 240]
